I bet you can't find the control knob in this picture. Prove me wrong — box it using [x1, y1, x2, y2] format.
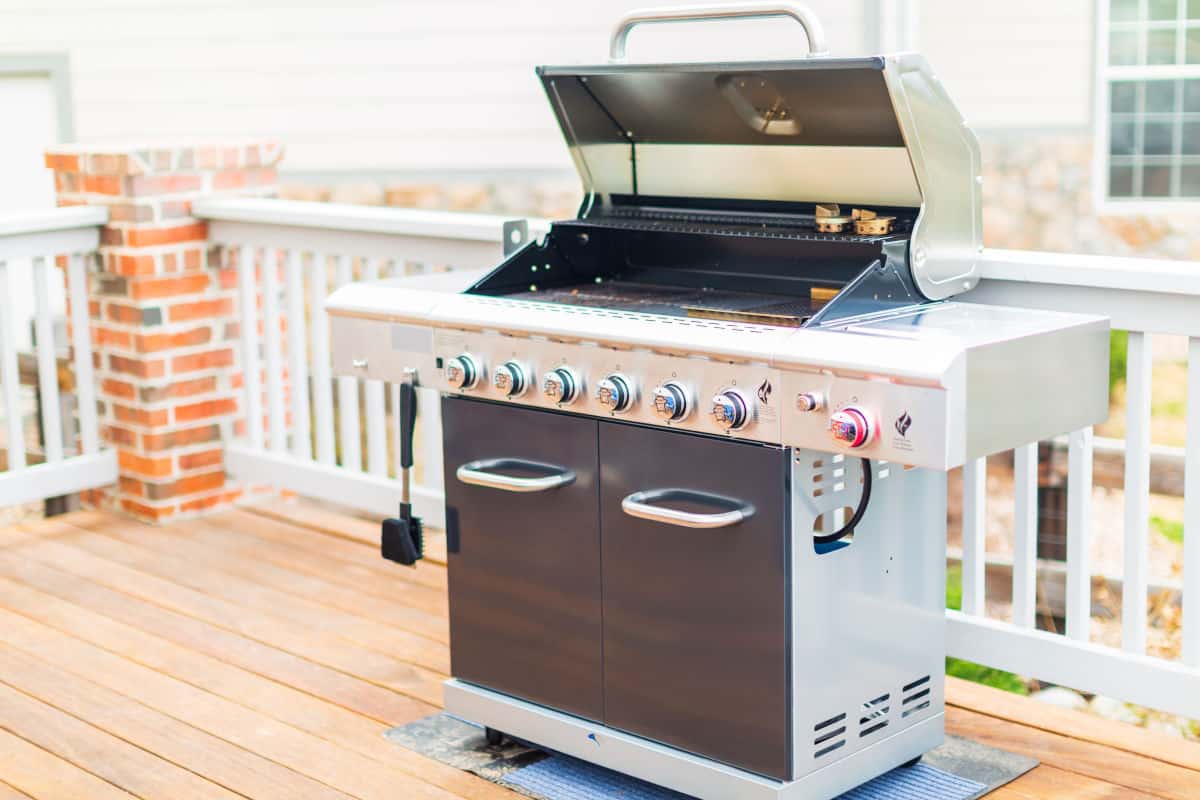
[445, 354, 479, 390]
[710, 389, 752, 431]
[492, 361, 528, 398]
[596, 374, 633, 412]
[830, 406, 873, 448]
[542, 367, 580, 405]
[651, 382, 690, 421]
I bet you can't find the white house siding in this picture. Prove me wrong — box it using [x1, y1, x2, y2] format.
[915, 0, 1094, 131]
[0, 0, 871, 175]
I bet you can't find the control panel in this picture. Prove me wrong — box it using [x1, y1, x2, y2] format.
[415, 328, 948, 463]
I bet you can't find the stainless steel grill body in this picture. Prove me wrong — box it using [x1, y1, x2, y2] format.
[327, 7, 1109, 798]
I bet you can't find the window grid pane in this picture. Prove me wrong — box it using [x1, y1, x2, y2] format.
[1105, 3, 1200, 200]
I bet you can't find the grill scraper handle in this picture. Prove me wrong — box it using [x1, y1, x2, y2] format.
[382, 376, 424, 567]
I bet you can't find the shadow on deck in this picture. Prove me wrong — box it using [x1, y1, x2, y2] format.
[0, 500, 1196, 799]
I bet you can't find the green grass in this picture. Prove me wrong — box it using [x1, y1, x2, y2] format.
[945, 561, 1029, 694]
[1109, 329, 1128, 395]
[945, 658, 1031, 695]
[1151, 515, 1184, 544]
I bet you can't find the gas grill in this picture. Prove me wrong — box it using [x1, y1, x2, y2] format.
[327, 5, 1109, 799]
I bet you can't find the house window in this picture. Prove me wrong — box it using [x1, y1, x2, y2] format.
[1099, 0, 1200, 205]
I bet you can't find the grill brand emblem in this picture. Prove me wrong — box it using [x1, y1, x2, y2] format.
[757, 378, 772, 405]
[895, 411, 913, 437]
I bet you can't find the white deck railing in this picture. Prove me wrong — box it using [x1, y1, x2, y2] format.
[194, 197, 1200, 721]
[0, 207, 116, 507]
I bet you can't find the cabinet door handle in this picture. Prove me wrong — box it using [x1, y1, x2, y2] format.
[456, 459, 576, 493]
[621, 488, 753, 529]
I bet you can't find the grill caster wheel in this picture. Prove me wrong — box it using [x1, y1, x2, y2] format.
[484, 727, 506, 747]
[901, 756, 922, 768]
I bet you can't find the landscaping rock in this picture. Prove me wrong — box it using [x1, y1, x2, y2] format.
[1030, 686, 1088, 712]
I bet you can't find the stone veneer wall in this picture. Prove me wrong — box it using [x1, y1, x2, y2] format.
[282, 132, 1200, 260]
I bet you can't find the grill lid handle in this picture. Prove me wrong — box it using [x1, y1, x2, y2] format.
[609, 2, 829, 62]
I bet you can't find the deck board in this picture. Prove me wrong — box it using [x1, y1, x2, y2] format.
[0, 501, 1196, 800]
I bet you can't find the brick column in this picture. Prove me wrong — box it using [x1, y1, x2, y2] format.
[45, 142, 284, 522]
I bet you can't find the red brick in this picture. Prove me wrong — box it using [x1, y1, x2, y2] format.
[178, 448, 223, 471]
[118, 449, 173, 478]
[44, 152, 80, 171]
[135, 326, 211, 353]
[83, 174, 123, 195]
[128, 273, 209, 301]
[139, 376, 216, 403]
[108, 202, 157, 223]
[113, 404, 170, 427]
[183, 247, 202, 270]
[119, 476, 146, 497]
[103, 424, 138, 447]
[111, 253, 157, 276]
[101, 378, 136, 400]
[173, 470, 225, 496]
[126, 174, 203, 196]
[175, 397, 237, 422]
[109, 354, 165, 379]
[94, 327, 132, 349]
[125, 222, 208, 248]
[172, 348, 233, 374]
[120, 498, 175, 521]
[142, 424, 219, 452]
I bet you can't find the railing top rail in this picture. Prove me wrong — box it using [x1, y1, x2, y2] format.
[194, 197, 552, 243]
[0, 206, 108, 238]
[980, 247, 1200, 297]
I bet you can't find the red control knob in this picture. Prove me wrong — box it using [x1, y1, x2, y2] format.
[830, 406, 872, 448]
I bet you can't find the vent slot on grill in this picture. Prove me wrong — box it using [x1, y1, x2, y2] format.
[859, 693, 890, 739]
[902, 675, 933, 719]
[812, 713, 847, 759]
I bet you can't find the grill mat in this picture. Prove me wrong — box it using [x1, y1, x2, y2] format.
[385, 713, 1037, 800]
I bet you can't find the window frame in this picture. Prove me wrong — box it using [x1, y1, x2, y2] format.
[1094, 0, 1200, 214]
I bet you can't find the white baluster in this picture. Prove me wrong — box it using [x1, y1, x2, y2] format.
[285, 249, 312, 460]
[67, 253, 99, 455]
[961, 457, 987, 616]
[236, 245, 264, 450]
[1065, 427, 1094, 641]
[362, 257, 387, 475]
[1184, 337, 1200, 667]
[32, 256, 63, 463]
[262, 247, 286, 453]
[1123, 331, 1152, 655]
[334, 254, 361, 470]
[1012, 443, 1038, 629]
[0, 260, 25, 470]
[310, 252, 335, 465]
[416, 385, 443, 498]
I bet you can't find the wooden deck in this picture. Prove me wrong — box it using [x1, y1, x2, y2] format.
[0, 501, 1197, 800]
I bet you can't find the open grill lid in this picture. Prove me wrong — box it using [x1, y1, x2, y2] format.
[536, 31, 983, 300]
[539, 58, 920, 209]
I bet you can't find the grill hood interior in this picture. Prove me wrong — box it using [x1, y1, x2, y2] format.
[539, 57, 921, 209]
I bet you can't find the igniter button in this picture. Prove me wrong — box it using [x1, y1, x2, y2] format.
[796, 392, 824, 412]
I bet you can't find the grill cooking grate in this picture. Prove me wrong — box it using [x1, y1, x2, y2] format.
[504, 281, 823, 327]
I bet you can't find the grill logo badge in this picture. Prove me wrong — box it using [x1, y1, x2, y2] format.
[757, 378, 772, 405]
[894, 411, 913, 437]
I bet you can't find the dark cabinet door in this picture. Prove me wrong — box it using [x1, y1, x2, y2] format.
[600, 422, 792, 780]
[443, 396, 603, 721]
